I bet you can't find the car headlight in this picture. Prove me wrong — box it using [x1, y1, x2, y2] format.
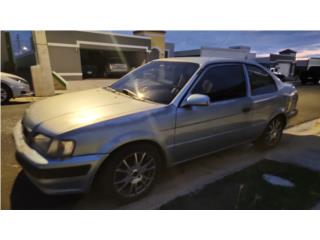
[286, 98, 293, 111]
[33, 134, 51, 154]
[33, 133, 75, 159]
[47, 139, 75, 158]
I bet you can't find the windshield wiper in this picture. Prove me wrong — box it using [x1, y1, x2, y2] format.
[121, 88, 142, 99]
[104, 86, 116, 92]
[106, 87, 145, 101]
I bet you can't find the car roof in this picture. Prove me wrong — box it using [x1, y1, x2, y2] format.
[155, 57, 257, 66]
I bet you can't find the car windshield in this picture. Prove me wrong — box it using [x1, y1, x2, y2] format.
[110, 61, 199, 104]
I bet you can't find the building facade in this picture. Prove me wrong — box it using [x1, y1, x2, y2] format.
[43, 31, 153, 80]
[256, 49, 296, 78]
[1, 31, 174, 81]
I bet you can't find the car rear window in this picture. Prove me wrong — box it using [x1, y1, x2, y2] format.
[247, 64, 277, 96]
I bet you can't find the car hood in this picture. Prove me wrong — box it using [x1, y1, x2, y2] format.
[23, 88, 161, 135]
[1, 72, 29, 85]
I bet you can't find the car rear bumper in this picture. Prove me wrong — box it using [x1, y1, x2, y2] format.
[13, 120, 108, 195]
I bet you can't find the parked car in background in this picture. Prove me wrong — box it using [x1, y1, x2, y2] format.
[1, 72, 32, 104]
[300, 66, 320, 85]
[82, 65, 98, 79]
[105, 63, 129, 77]
[14, 58, 298, 202]
[270, 68, 287, 81]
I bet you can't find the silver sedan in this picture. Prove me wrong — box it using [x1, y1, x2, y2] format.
[13, 58, 298, 202]
[1, 72, 32, 104]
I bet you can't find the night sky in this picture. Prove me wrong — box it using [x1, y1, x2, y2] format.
[165, 31, 320, 58]
[9, 31, 320, 58]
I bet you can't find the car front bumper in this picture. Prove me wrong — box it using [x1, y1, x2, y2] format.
[11, 84, 33, 98]
[287, 109, 298, 118]
[13, 120, 108, 195]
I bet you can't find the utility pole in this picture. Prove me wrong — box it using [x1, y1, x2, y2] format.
[31, 31, 55, 96]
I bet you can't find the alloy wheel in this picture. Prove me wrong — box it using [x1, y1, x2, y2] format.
[265, 118, 283, 146]
[1, 87, 8, 103]
[112, 152, 156, 198]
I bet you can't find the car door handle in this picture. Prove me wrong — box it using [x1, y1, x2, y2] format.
[242, 107, 251, 113]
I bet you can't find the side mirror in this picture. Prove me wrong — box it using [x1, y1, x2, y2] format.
[183, 94, 210, 107]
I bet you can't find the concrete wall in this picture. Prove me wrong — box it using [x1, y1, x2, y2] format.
[48, 46, 82, 76]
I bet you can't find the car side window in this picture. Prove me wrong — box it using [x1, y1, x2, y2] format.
[247, 64, 277, 96]
[191, 64, 247, 102]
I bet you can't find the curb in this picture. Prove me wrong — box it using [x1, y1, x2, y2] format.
[284, 118, 320, 135]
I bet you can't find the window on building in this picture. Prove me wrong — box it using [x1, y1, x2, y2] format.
[246, 64, 277, 95]
[192, 64, 247, 102]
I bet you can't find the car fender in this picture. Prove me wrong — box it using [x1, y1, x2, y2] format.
[269, 106, 287, 122]
[97, 129, 173, 166]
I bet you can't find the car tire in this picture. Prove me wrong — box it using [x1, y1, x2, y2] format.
[255, 116, 285, 149]
[1, 84, 12, 104]
[94, 143, 162, 203]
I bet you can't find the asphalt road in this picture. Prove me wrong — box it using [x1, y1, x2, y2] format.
[1, 85, 320, 209]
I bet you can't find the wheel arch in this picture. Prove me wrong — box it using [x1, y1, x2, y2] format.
[1, 82, 13, 103]
[90, 139, 169, 193]
[102, 139, 169, 169]
[1, 82, 13, 96]
[271, 112, 287, 128]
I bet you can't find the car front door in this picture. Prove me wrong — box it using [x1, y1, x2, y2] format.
[173, 63, 253, 163]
